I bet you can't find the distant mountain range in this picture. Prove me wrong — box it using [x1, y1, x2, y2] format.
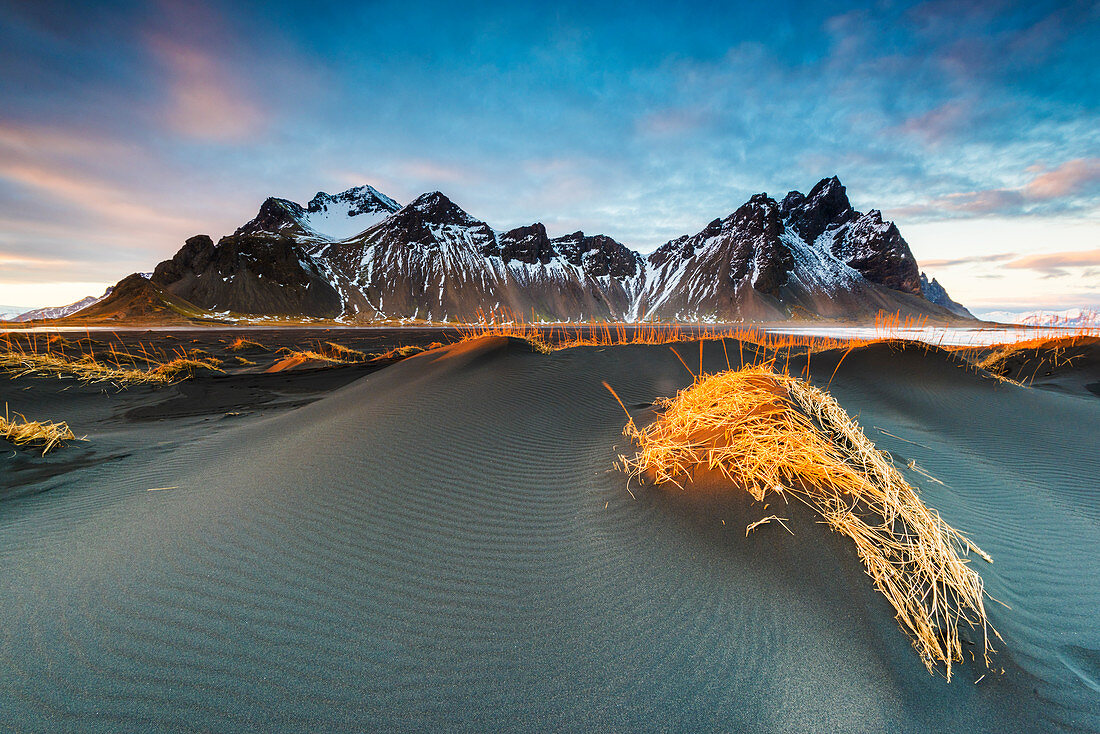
[978, 308, 1100, 328]
[9, 177, 979, 324]
[10, 288, 113, 322]
[0, 305, 29, 321]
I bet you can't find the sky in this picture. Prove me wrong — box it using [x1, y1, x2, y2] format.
[0, 0, 1097, 315]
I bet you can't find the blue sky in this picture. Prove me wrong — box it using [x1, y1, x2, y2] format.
[1, 0, 1097, 313]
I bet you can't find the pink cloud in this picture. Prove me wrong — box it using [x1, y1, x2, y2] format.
[896, 159, 1100, 218]
[1005, 248, 1100, 273]
[148, 35, 266, 142]
[1023, 158, 1100, 200]
[921, 253, 1017, 268]
[635, 108, 710, 137]
[0, 162, 199, 233]
[896, 101, 973, 145]
[397, 159, 473, 185]
[0, 123, 131, 158]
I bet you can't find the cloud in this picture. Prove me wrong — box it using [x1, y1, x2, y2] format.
[896, 101, 975, 145]
[0, 252, 73, 270]
[1023, 158, 1100, 200]
[147, 35, 266, 142]
[897, 159, 1100, 218]
[921, 252, 1017, 268]
[1004, 247, 1100, 276]
[635, 108, 712, 138]
[0, 161, 198, 233]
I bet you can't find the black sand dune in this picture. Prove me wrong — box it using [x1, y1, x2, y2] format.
[2, 337, 1098, 732]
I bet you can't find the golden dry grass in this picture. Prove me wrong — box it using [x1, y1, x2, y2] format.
[455, 308, 877, 354]
[150, 357, 224, 380]
[964, 336, 1094, 384]
[323, 341, 367, 360]
[608, 358, 997, 680]
[227, 337, 266, 352]
[371, 342, 445, 361]
[1, 404, 82, 455]
[0, 339, 223, 385]
[273, 348, 350, 365]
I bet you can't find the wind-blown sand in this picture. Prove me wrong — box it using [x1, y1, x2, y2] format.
[1, 336, 1098, 731]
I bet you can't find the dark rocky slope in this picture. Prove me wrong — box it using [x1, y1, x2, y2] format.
[82, 177, 972, 323]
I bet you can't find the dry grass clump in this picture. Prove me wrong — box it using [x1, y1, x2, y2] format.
[274, 340, 377, 364]
[272, 341, 446, 367]
[610, 360, 997, 680]
[1, 404, 82, 455]
[372, 342, 446, 360]
[323, 341, 367, 360]
[961, 335, 1097, 385]
[227, 337, 267, 352]
[1, 349, 153, 384]
[150, 357, 224, 380]
[0, 340, 222, 386]
[274, 348, 348, 364]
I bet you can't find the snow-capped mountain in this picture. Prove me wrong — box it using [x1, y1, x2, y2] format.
[978, 308, 1100, 327]
[236, 185, 401, 243]
[12, 288, 113, 322]
[308, 192, 646, 321]
[631, 178, 938, 322]
[97, 178, 971, 323]
[0, 305, 29, 321]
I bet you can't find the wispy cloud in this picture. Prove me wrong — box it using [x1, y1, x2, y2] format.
[921, 252, 1017, 268]
[0, 161, 199, 233]
[896, 101, 976, 145]
[1005, 247, 1100, 276]
[895, 159, 1100, 218]
[1024, 158, 1100, 199]
[147, 35, 266, 142]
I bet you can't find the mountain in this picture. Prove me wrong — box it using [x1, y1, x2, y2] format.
[634, 178, 938, 322]
[236, 185, 400, 243]
[76, 177, 973, 324]
[919, 274, 974, 319]
[60, 274, 206, 323]
[0, 305, 29, 321]
[310, 192, 645, 321]
[152, 233, 342, 318]
[978, 308, 1100, 328]
[12, 288, 113, 322]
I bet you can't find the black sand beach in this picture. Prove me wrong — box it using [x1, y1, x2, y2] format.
[2, 335, 1099, 731]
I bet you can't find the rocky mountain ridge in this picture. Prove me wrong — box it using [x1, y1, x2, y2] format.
[18, 177, 974, 324]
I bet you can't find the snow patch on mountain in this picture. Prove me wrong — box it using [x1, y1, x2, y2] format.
[12, 288, 113, 321]
[978, 308, 1100, 327]
[301, 186, 400, 240]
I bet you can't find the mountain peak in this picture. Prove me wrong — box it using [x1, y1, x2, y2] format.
[782, 175, 855, 243]
[404, 191, 480, 225]
[236, 197, 306, 237]
[308, 185, 400, 216]
[920, 272, 974, 319]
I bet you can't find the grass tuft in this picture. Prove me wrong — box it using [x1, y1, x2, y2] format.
[322, 341, 367, 360]
[1, 404, 83, 455]
[610, 359, 997, 681]
[150, 357, 224, 380]
[227, 337, 266, 352]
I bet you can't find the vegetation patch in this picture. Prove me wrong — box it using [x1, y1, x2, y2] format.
[1, 404, 82, 455]
[607, 356, 997, 680]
